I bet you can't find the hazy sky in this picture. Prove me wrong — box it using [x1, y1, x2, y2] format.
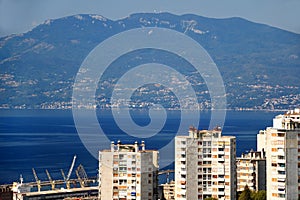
[0, 0, 299, 37]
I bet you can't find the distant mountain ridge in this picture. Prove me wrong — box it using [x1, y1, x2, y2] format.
[0, 12, 299, 110]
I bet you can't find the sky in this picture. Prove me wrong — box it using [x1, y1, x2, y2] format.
[0, 0, 300, 37]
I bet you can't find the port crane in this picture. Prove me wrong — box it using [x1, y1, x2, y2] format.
[32, 168, 41, 192]
[45, 169, 55, 190]
[60, 155, 77, 189]
[158, 169, 174, 183]
[75, 164, 88, 188]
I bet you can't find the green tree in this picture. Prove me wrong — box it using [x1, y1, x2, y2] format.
[238, 185, 252, 200]
[252, 190, 266, 200]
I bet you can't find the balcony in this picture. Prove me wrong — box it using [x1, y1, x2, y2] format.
[218, 151, 225, 155]
[247, 182, 254, 187]
[180, 184, 186, 189]
[181, 170, 187, 175]
[277, 174, 286, 180]
[217, 177, 225, 182]
[278, 178, 286, 182]
[277, 149, 285, 156]
[180, 164, 186, 168]
[179, 190, 186, 195]
[277, 181, 285, 187]
[203, 157, 212, 161]
[278, 185, 285, 190]
[277, 166, 285, 171]
[278, 189, 285, 194]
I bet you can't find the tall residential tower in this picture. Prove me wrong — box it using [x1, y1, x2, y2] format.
[175, 126, 236, 200]
[99, 141, 159, 200]
[257, 108, 300, 200]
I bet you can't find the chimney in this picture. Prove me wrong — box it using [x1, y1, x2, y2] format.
[134, 141, 139, 152]
[141, 141, 145, 151]
[117, 140, 121, 151]
[111, 141, 115, 152]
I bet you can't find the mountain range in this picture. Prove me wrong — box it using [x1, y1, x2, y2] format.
[0, 12, 299, 110]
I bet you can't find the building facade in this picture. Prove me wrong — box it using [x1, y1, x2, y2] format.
[236, 150, 266, 192]
[160, 180, 175, 200]
[99, 141, 159, 200]
[257, 108, 300, 200]
[175, 126, 236, 200]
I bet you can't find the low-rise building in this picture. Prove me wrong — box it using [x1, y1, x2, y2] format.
[237, 150, 266, 192]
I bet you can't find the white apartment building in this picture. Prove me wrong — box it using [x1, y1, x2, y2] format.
[236, 150, 266, 192]
[175, 126, 236, 200]
[99, 141, 159, 200]
[257, 108, 300, 200]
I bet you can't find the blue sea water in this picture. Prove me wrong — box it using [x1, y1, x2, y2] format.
[0, 109, 281, 185]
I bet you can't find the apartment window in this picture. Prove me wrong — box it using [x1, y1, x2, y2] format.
[208, 175, 211, 180]
[278, 133, 285, 137]
[119, 167, 127, 172]
[271, 148, 277, 152]
[278, 156, 285, 160]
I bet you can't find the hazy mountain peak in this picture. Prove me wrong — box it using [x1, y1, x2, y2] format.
[0, 12, 299, 110]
